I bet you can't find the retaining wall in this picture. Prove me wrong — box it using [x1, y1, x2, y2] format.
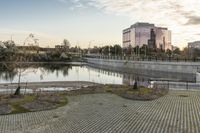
[86, 58, 200, 75]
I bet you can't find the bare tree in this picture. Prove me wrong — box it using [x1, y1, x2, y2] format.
[0, 36, 39, 95]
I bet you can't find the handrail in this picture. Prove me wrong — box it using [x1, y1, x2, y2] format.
[85, 56, 200, 63]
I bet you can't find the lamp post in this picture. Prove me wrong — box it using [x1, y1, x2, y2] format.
[88, 40, 95, 55]
[109, 45, 111, 59]
[115, 45, 117, 57]
[145, 45, 147, 57]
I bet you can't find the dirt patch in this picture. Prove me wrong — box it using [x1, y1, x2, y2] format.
[64, 85, 168, 101]
[0, 93, 68, 115]
[0, 84, 168, 115]
[0, 104, 12, 115]
[178, 94, 189, 97]
[117, 88, 168, 101]
[22, 101, 57, 111]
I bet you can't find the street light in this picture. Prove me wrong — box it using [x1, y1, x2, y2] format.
[88, 40, 95, 55]
[109, 45, 111, 58]
[145, 45, 147, 57]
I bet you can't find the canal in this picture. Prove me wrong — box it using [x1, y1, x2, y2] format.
[0, 63, 196, 85]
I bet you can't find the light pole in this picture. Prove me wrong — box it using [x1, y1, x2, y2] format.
[145, 45, 147, 57]
[99, 43, 104, 58]
[114, 45, 117, 57]
[138, 32, 141, 57]
[109, 45, 111, 58]
[88, 40, 95, 55]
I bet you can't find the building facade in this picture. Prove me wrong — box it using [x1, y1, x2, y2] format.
[188, 41, 200, 49]
[188, 41, 200, 58]
[123, 22, 172, 51]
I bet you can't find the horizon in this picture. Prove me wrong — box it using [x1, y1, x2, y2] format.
[0, 0, 200, 49]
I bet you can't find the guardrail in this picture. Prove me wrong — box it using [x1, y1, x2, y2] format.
[85, 55, 200, 62]
[152, 81, 200, 90]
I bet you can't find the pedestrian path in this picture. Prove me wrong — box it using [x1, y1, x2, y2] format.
[0, 90, 200, 133]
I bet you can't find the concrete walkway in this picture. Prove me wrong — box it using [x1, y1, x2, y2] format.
[1, 90, 200, 133]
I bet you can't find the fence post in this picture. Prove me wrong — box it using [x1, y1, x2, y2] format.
[168, 81, 169, 89]
[186, 82, 188, 90]
[194, 58, 196, 62]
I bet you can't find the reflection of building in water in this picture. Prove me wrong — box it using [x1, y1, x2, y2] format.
[122, 74, 148, 86]
[123, 74, 134, 85]
[88, 67, 123, 78]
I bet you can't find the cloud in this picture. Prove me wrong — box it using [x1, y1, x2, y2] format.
[56, 0, 87, 10]
[57, 0, 67, 3]
[54, 0, 200, 47]
[86, 0, 200, 47]
[185, 15, 200, 25]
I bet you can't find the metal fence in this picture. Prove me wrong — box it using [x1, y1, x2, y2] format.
[152, 81, 200, 90]
[86, 55, 200, 62]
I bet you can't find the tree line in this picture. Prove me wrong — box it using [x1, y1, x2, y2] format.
[88, 44, 200, 60]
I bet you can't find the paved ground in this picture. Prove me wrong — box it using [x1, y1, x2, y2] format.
[1, 90, 200, 133]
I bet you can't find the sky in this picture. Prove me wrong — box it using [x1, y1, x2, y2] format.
[0, 0, 200, 49]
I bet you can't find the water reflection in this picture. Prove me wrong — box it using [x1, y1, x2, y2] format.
[0, 63, 196, 85]
[0, 63, 18, 82]
[0, 63, 73, 83]
[88, 64, 196, 83]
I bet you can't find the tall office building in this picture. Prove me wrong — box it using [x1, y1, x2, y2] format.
[123, 22, 172, 51]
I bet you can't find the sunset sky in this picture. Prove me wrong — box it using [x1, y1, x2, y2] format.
[0, 0, 200, 48]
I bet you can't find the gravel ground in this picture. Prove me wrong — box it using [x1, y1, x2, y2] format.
[0, 90, 200, 133]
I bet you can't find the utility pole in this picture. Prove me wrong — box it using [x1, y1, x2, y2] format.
[88, 40, 94, 55]
[76, 41, 80, 56]
[115, 45, 117, 57]
[138, 32, 140, 57]
[109, 45, 111, 58]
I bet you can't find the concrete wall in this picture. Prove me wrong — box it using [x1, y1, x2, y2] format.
[86, 58, 200, 75]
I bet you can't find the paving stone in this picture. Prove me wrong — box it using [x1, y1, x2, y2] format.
[0, 91, 200, 133]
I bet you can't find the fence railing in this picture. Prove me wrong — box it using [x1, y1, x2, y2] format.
[152, 81, 200, 90]
[85, 55, 200, 62]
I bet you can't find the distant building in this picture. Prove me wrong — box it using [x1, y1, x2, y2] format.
[16, 46, 54, 53]
[188, 41, 200, 49]
[148, 29, 156, 49]
[188, 41, 200, 58]
[55, 45, 64, 49]
[55, 44, 70, 52]
[122, 22, 172, 51]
